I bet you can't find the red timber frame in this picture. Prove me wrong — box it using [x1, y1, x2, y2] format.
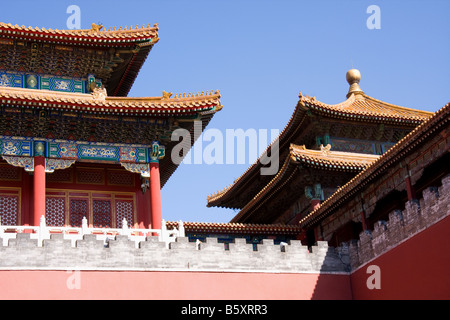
[0, 161, 153, 229]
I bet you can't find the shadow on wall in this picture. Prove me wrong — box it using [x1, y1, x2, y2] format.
[309, 242, 352, 300]
[350, 213, 450, 299]
[312, 172, 450, 300]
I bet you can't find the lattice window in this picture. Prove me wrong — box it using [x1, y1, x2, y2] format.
[0, 165, 20, 181]
[0, 195, 18, 225]
[115, 200, 134, 227]
[108, 171, 134, 186]
[76, 169, 104, 185]
[47, 168, 72, 183]
[45, 197, 65, 226]
[93, 199, 111, 228]
[69, 199, 88, 227]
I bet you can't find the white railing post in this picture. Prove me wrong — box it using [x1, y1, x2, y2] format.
[38, 215, 48, 247]
[0, 216, 4, 246]
[0, 215, 170, 248]
[159, 219, 167, 242]
[122, 218, 130, 236]
[81, 216, 88, 235]
[178, 220, 185, 237]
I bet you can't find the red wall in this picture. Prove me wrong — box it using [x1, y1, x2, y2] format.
[350, 215, 450, 300]
[0, 270, 351, 300]
[2, 217, 448, 300]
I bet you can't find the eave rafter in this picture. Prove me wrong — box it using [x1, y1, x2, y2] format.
[230, 145, 380, 223]
[0, 86, 222, 117]
[0, 22, 159, 47]
[207, 70, 433, 212]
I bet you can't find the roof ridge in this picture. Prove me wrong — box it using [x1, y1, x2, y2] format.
[0, 21, 159, 42]
[0, 86, 221, 101]
[290, 143, 380, 162]
[361, 93, 434, 116]
[301, 91, 433, 119]
[0, 86, 222, 115]
[207, 71, 434, 209]
[299, 101, 450, 227]
[0, 21, 158, 33]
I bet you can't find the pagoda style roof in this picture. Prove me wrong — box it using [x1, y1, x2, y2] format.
[299, 92, 432, 125]
[0, 22, 159, 96]
[165, 221, 302, 236]
[290, 144, 379, 172]
[0, 22, 158, 46]
[299, 101, 450, 229]
[0, 86, 223, 187]
[208, 145, 378, 207]
[0, 86, 222, 116]
[0, 22, 224, 189]
[207, 69, 434, 211]
[225, 145, 379, 223]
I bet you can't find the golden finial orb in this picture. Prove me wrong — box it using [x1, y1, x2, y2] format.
[346, 68, 361, 85]
[346, 68, 363, 98]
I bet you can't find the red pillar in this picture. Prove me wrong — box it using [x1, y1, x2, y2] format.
[314, 225, 323, 241]
[149, 162, 162, 229]
[33, 156, 46, 226]
[360, 211, 368, 230]
[298, 229, 307, 245]
[405, 176, 416, 201]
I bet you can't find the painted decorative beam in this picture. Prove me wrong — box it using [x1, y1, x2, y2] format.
[0, 135, 164, 178]
[0, 71, 101, 94]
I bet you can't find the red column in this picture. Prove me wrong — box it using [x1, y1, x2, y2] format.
[149, 162, 162, 229]
[405, 176, 416, 201]
[314, 225, 323, 241]
[33, 156, 46, 226]
[360, 211, 368, 230]
[298, 229, 307, 245]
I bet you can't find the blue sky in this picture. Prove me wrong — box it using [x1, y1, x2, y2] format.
[1, 0, 449, 223]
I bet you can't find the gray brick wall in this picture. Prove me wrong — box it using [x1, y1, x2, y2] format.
[342, 174, 450, 270]
[0, 231, 349, 273]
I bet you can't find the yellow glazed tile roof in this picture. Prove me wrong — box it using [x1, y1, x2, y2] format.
[227, 146, 380, 222]
[0, 22, 159, 46]
[299, 91, 433, 124]
[290, 144, 379, 171]
[299, 101, 450, 228]
[0, 86, 222, 116]
[207, 69, 433, 210]
[165, 221, 302, 235]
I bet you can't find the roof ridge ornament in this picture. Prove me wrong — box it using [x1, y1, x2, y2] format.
[346, 68, 364, 98]
[90, 23, 103, 33]
[162, 90, 173, 99]
[320, 144, 332, 156]
[91, 85, 107, 101]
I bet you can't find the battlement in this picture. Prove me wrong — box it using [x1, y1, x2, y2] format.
[342, 174, 450, 271]
[0, 232, 349, 273]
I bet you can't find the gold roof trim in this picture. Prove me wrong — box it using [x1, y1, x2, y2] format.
[0, 22, 159, 40]
[207, 145, 378, 204]
[0, 86, 222, 112]
[207, 69, 433, 209]
[300, 91, 433, 121]
[298, 101, 450, 228]
[290, 144, 380, 167]
[346, 68, 363, 97]
[299, 69, 433, 122]
[228, 145, 380, 223]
